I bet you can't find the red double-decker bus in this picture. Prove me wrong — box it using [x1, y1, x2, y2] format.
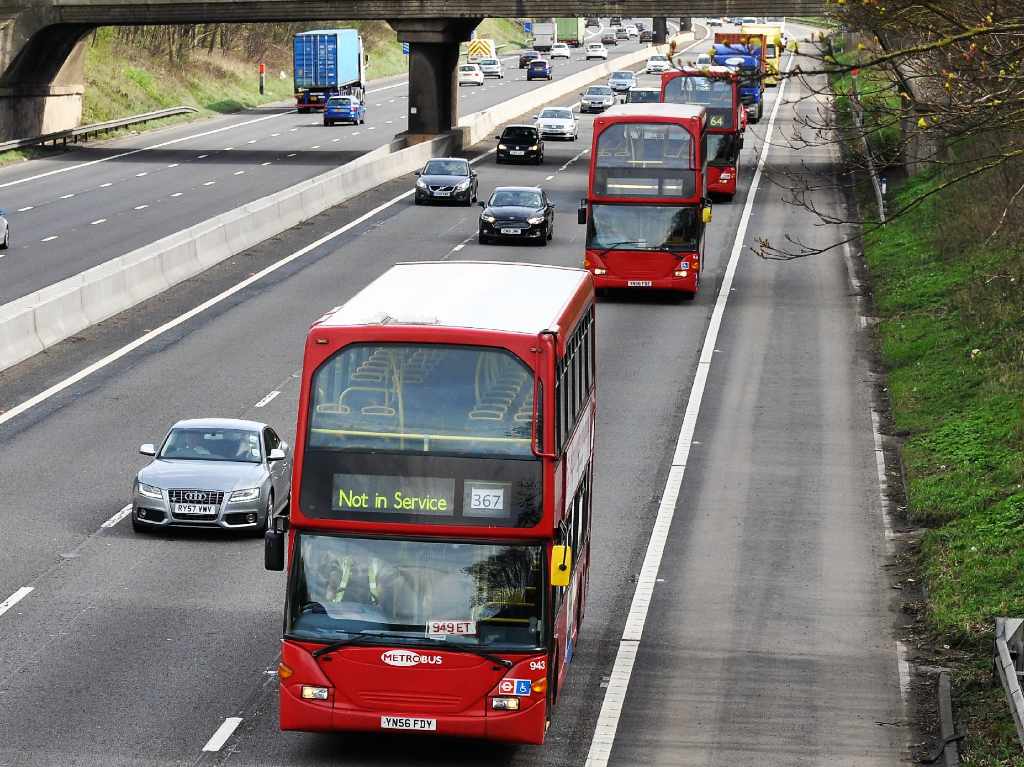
[578, 103, 712, 297]
[661, 66, 745, 200]
[265, 261, 597, 745]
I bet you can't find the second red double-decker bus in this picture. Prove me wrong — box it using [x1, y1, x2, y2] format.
[661, 66, 745, 200]
[578, 103, 712, 297]
[265, 261, 596, 745]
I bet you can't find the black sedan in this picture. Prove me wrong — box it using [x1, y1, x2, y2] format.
[478, 187, 555, 245]
[495, 125, 544, 164]
[518, 50, 541, 68]
[414, 157, 478, 205]
[640, 29, 654, 42]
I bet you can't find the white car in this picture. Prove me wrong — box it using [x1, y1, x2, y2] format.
[550, 42, 571, 59]
[646, 54, 672, 74]
[477, 57, 503, 78]
[585, 42, 608, 60]
[535, 106, 578, 141]
[457, 63, 484, 86]
[625, 25, 639, 38]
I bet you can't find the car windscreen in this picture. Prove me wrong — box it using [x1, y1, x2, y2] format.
[308, 343, 535, 458]
[423, 159, 469, 176]
[288, 533, 545, 649]
[540, 109, 572, 120]
[490, 190, 542, 208]
[502, 127, 537, 141]
[587, 87, 612, 95]
[459, 65, 478, 72]
[594, 122, 696, 197]
[160, 428, 262, 463]
[529, 61, 547, 68]
[627, 90, 660, 103]
[587, 203, 701, 252]
[611, 71, 633, 80]
[328, 98, 354, 107]
[479, 59, 498, 66]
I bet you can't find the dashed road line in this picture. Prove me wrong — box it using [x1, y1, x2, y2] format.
[203, 181, 216, 186]
[133, 205, 148, 210]
[286, 153, 297, 158]
[254, 390, 281, 408]
[59, 193, 75, 199]
[234, 170, 245, 176]
[170, 192, 183, 197]
[100, 182, 113, 187]
[197, 154, 209, 159]
[40, 235, 58, 242]
[202, 717, 243, 752]
[17, 206, 32, 212]
[90, 218, 106, 225]
[135, 172, 147, 177]
[0, 587, 33, 619]
[261, 162, 272, 166]
[167, 163, 179, 168]
[101, 504, 132, 528]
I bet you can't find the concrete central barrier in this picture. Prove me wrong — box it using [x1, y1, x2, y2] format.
[0, 34, 693, 374]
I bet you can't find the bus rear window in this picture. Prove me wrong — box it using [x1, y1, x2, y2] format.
[309, 344, 535, 458]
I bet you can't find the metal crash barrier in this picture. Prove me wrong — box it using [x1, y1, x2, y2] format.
[0, 106, 198, 152]
[994, 617, 1024, 750]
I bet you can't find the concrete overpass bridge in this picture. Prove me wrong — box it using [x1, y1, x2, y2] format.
[0, 0, 828, 140]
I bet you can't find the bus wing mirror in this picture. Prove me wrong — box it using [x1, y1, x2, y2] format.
[550, 545, 573, 587]
[264, 528, 285, 571]
[703, 207, 713, 225]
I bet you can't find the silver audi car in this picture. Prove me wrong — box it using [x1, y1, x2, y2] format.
[132, 418, 290, 534]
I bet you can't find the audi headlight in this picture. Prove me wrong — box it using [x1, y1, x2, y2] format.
[229, 488, 260, 503]
[138, 482, 163, 500]
[527, 215, 545, 225]
[481, 213, 496, 223]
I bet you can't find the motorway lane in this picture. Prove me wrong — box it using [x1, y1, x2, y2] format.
[0, 51, 765, 767]
[0, 36, 656, 305]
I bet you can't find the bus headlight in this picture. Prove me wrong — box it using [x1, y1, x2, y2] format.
[492, 697, 520, 710]
[301, 686, 330, 700]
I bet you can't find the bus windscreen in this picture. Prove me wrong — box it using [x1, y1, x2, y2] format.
[594, 122, 696, 198]
[587, 204, 701, 253]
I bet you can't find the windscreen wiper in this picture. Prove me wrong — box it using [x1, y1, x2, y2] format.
[309, 630, 514, 668]
[590, 240, 646, 259]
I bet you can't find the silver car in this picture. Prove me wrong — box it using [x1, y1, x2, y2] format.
[477, 57, 504, 78]
[132, 418, 290, 534]
[534, 107, 578, 140]
[580, 85, 615, 113]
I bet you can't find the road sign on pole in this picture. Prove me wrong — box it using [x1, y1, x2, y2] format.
[524, 20, 533, 34]
[402, 42, 410, 56]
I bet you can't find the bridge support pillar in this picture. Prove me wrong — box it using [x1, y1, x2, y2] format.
[0, 19, 93, 141]
[390, 18, 480, 135]
[653, 17, 668, 45]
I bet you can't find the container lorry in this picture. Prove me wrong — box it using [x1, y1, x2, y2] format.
[555, 18, 586, 47]
[713, 32, 765, 122]
[293, 29, 366, 113]
[532, 20, 556, 51]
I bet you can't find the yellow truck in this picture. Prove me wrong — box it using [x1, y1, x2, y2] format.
[740, 24, 783, 86]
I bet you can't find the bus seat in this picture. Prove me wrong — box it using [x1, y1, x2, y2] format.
[469, 408, 506, 421]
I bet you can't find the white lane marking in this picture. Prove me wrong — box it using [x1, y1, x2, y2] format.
[332, 138, 340, 143]
[197, 154, 208, 159]
[135, 172, 147, 177]
[60, 193, 75, 199]
[368, 126, 376, 131]
[871, 409, 896, 547]
[224, 147, 234, 151]
[286, 153, 297, 158]
[167, 163, 179, 168]
[388, 98, 395, 103]
[311, 145, 321, 149]
[41, 235, 58, 242]
[202, 717, 243, 752]
[0, 146, 495, 430]
[0, 587, 33, 619]
[247, 139, 257, 144]
[17, 206, 32, 212]
[374, 103, 382, 107]
[289, 128, 298, 133]
[366, 81, 407, 94]
[386, 120, 393, 125]
[254, 390, 280, 408]
[896, 640, 912, 704]
[100, 182, 112, 188]
[545, 175, 554, 181]
[351, 132, 360, 136]
[271, 133, 281, 137]
[90, 218, 106, 225]
[584, 53, 794, 767]
[101, 504, 132, 528]
[0, 112, 291, 191]
[170, 192, 183, 197]
[203, 181, 216, 186]
[261, 162, 272, 166]
[134, 205, 148, 210]
[234, 170, 245, 176]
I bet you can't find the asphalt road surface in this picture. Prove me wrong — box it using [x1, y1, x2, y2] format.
[0, 23, 906, 767]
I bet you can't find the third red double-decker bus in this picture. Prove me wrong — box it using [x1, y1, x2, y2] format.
[265, 261, 596, 745]
[578, 103, 712, 298]
[661, 66, 745, 201]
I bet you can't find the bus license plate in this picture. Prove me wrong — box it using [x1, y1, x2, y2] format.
[381, 716, 437, 731]
[501, 228, 522, 235]
[628, 280, 653, 287]
[174, 503, 217, 515]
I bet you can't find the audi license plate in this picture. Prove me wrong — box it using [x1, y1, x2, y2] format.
[511, 150, 525, 156]
[381, 716, 436, 731]
[500, 228, 522, 235]
[174, 503, 217, 515]
[433, 191, 451, 197]
[627, 280, 653, 287]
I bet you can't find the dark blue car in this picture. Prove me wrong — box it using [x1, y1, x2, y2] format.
[526, 59, 553, 81]
[324, 95, 365, 126]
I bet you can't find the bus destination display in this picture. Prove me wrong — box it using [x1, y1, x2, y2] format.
[333, 474, 455, 515]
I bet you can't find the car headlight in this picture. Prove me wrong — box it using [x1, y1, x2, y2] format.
[138, 482, 163, 500]
[481, 213, 496, 223]
[498, 143, 507, 150]
[529, 145, 539, 151]
[415, 179, 427, 189]
[527, 215, 545, 225]
[455, 179, 471, 191]
[229, 488, 260, 503]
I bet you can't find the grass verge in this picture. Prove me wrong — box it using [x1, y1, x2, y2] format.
[863, 171, 1024, 763]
